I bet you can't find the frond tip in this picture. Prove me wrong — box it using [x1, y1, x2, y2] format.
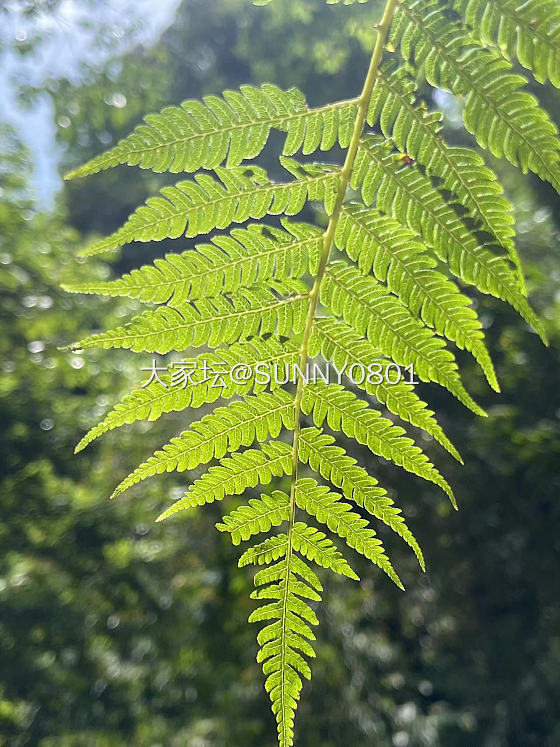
[247, 530, 320, 747]
[238, 518, 359, 747]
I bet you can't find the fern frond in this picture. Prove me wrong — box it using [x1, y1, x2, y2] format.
[353, 136, 547, 343]
[295, 478, 404, 587]
[252, 556, 322, 594]
[368, 64, 522, 286]
[392, 0, 560, 190]
[322, 259, 485, 414]
[75, 338, 298, 453]
[217, 490, 290, 544]
[80, 159, 339, 257]
[239, 526, 356, 579]
[299, 427, 425, 568]
[309, 317, 462, 463]
[66, 280, 309, 354]
[455, 0, 560, 88]
[291, 522, 358, 579]
[64, 221, 323, 304]
[337, 203, 498, 389]
[239, 534, 289, 567]
[240, 517, 358, 746]
[301, 382, 456, 505]
[65, 84, 356, 180]
[247, 534, 319, 747]
[157, 442, 292, 521]
[110, 390, 295, 498]
[281, 100, 357, 155]
[62, 0, 553, 741]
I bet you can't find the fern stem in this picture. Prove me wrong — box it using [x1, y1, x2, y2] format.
[278, 8, 398, 729]
[285, 0, 399, 574]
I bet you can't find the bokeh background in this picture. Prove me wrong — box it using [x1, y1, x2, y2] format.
[1, 1, 560, 745]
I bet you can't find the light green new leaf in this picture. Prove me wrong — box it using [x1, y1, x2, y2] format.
[322, 259, 485, 414]
[110, 390, 295, 498]
[66, 279, 310, 354]
[301, 381, 456, 506]
[308, 317, 462, 463]
[64, 221, 323, 305]
[295, 478, 404, 587]
[455, 0, 560, 87]
[217, 490, 291, 544]
[353, 135, 547, 344]
[65, 83, 356, 179]
[159, 442, 292, 521]
[368, 63, 523, 287]
[80, 159, 339, 257]
[75, 338, 299, 453]
[63, 0, 553, 743]
[298, 427, 425, 568]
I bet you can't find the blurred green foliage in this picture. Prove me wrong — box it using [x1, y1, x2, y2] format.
[1, 1, 560, 745]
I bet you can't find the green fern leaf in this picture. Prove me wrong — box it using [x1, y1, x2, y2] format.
[110, 390, 295, 498]
[392, 0, 560, 190]
[64, 220, 323, 304]
[240, 518, 357, 745]
[295, 477, 404, 587]
[368, 64, 523, 286]
[252, 556, 322, 594]
[247, 535, 319, 747]
[80, 159, 339, 257]
[309, 317, 462, 464]
[353, 135, 547, 343]
[239, 526, 357, 579]
[301, 381, 456, 505]
[75, 338, 298, 453]
[291, 522, 358, 579]
[65, 83, 356, 179]
[455, 0, 560, 88]
[62, 0, 554, 741]
[158, 442, 292, 521]
[217, 490, 291, 544]
[239, 534, 289, 567]
[298, 427, 425, 568]
[66, 280, 309, 354]
[254, 560, 323, 600]
[336, 203, 498, 389]
[322, 259, 485, 414]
